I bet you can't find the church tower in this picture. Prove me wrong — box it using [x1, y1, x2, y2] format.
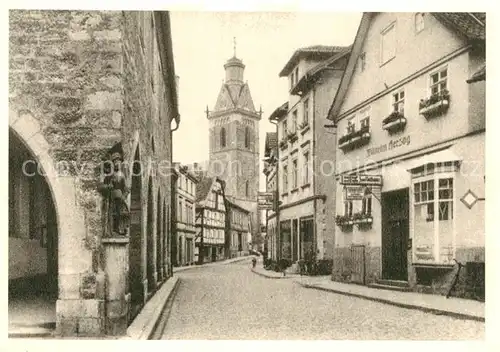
[207, 41, 261, 241]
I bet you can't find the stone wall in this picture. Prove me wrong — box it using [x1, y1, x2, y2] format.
[9, 10, 176, 337]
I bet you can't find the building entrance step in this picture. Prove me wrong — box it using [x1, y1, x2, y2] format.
[367, 283, 412, 292]
[376, 279, 410, 287]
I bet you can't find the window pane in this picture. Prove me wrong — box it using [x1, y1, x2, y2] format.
[440, 69, 447, 78]
[427, 203, 434, 221]
[428, 190, 434, 201]
[414, 183, 420, 193]
[428, 180, 434, 190]
[415, 192, 421, 203]
[421, 192, 427, 202]
[440, 82, 447, 91]
[431, 73, 439, 83]
[421, 182, 427, 191]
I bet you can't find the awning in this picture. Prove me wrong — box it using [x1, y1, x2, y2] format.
[406, 148, 462, 171]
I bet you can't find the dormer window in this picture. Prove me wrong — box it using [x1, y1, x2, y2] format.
[415, 13, 425, 33]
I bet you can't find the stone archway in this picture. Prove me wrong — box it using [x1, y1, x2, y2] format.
[8, 129, 59, 335]
[9, 110, 88, 336]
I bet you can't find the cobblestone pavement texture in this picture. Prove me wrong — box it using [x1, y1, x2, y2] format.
[160, 259, 484, 340]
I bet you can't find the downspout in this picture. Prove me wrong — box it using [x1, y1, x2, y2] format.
[269, 118, 280, 261]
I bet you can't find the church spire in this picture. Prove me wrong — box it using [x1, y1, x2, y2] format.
[224, 38, 245, 83]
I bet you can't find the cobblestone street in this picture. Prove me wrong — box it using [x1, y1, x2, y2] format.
[160, 259, 484, 340]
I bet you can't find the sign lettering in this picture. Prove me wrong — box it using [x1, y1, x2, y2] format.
[340, 174, 383, 186]
[344, 185, 366, 200]
[367, 135, 411, 157]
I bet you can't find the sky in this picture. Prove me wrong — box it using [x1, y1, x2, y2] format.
[169, 12, 363, 190]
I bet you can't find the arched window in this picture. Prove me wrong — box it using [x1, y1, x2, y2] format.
[244, 127, 250, 148]
[245, 180, 250, 197]
[220, 127, 226, 148]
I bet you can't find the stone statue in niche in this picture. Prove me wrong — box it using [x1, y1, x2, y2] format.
[98, 151, 130, 237]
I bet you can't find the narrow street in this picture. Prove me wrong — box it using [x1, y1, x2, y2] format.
[160, 259, 484, 340]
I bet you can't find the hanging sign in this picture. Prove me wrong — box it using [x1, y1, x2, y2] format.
[340, 174, 383, 186]
[258, 192, 274, 210]
[344, 185, 366, 200]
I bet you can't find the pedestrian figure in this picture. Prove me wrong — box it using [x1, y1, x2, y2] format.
[252, 257, 257, 268]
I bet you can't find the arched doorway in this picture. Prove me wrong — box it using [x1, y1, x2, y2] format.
[129, 147, 144, 319]
[9, 129, 58, 334]
[147, 176, 156, 293]
[156, 190, 163, 282]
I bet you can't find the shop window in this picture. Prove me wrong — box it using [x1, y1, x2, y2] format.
[438, 178, 453, 221]
[412, 175, 455, 264]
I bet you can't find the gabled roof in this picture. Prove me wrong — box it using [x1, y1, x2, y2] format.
[291, 45, 352, 96]
[195, 176, 215, 202]
[279, 45, 348, 77]
[269, 101, 289, 121]
[432, 12, 485, 41]
[467, 64, 486, 83]
[327, 12, 486, 122]
[226, 199, 250, 214]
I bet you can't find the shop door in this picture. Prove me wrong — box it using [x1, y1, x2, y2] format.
[381, 188, 410, 281]
[300, 218, 314, 260]
[292, 219, 298, 262]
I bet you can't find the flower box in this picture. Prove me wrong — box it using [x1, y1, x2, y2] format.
[287, 132, 298, 143]
[338, 127, 371, 152]
[335, 215, 354, 228]
[352, 212, 373, 229]
[382, 112, 407, 133]
[419, 90, 450, 118]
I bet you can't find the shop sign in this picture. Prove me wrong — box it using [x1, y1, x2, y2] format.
[340, 174, 383, 186]
[258, 192, 274, 210]
[344, 185, 366, 200]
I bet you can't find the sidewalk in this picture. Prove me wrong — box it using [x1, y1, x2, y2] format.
[123, 276, 180, 340]
[251, 264, 300, 279]
[293, 276, 485, 322]
[173, 255, 253, 273]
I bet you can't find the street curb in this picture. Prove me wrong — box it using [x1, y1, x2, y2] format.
[123, 276, 181, 340]
[250, 268, 295, 279]
[295, 281, 485, 323]
[174, 256, 252, 273]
